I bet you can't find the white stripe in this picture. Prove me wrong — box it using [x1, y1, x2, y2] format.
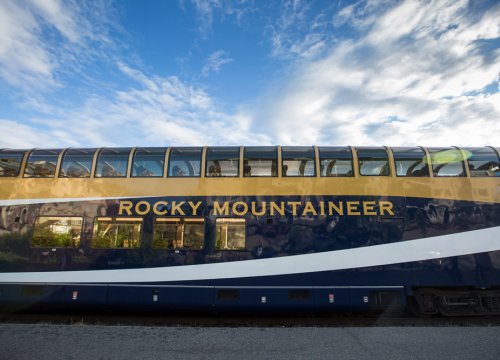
[0, 196, 154, 207]
[0, 227, 499, 284]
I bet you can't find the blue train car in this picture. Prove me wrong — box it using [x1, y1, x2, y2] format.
[0, 146, 499, 315]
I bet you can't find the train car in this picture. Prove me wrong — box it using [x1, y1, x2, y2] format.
[0, 146, 499, 316]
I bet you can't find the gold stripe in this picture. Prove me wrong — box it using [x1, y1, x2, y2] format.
[156, 218, 181, 222]
[0, 177, 498, 203]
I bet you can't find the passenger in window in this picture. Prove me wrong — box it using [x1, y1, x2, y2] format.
[67, 164, 89, 177]
[208, 165, 218, 177]
[173, 166, 185, 176]
[283, 165, 288, 177]
[102, 163, 116, 177]
[136, 165, 153, 177]
[244, 164, 252, 176]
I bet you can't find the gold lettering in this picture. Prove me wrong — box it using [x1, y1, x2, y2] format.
[188, 201, 202, 216]
[270, 201, 285, 216]
[347, 201, 361, 215]
[288, 201, 301, 216]
[171, 201, 186, 215]
[363, 201, 377, 216]
[302, 202, 317, 216]
[153, 201, 168, 216]
[380, 201, 394, 216]
[233, 201, 248, 216]
[328, 202, 344, 216]
[319, 201, 325, 216]
[135, 201, 151, 216]
[214, 201, 229, 216]
[251, 201, 266, 216]
[119, 201, 133, 216]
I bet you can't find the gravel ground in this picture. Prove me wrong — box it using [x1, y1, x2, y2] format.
[1, 324, 500, 360]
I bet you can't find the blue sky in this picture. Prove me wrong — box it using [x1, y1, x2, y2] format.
[0, 0, 499, 148]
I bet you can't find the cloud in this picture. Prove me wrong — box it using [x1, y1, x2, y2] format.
[252, 0, 500, 146]
[186, 0, 255, 37]
[0, 0, 116, 91]
[268, 0, 330, 59]
[0, 64, 272, 148]
[201, 50, 234, 76]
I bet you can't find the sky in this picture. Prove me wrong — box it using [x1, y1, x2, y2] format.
[0, 0, 499, 148]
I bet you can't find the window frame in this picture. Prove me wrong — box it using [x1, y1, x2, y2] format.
[391, 147, 429, 177]
[243, 146, 278, 178]
[91, 217, 143, 249]
[427, 147, 467, 178]
[94, 148, 132, 178]
[167, 147, 203, 178]
[59, 148, 97, 178]
[356, 147, 391, 177]
[461, 146, 500, 178]
[153, 217, 205, 250]
[215, 218, 247, 251]
[318, 146, 354, 177]
[131, 147, 167, 178]
[23, 149, 62, 178]
[0, 150, 27, 177]
[31, 216, 84, 248]
[205, 147, 240, 178]
[281, 146, 316, 177]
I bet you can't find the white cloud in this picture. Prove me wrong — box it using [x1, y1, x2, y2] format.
[186, 0, 254, 37]
[251, 0, 500, 146]
[0, 0, 115, 91]
[268, 0, 330, 59]
[0, 64, 273, 148]
[1, 0, 498, 150]
[201, 50, 234, 76]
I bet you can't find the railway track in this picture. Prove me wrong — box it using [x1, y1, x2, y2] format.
[1, 311, 500, 327]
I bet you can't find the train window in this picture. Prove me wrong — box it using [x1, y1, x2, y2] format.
[427, 148, 466, 177]
[32, 216, 83, 248]
[91, 217, 142, 249]
[281, 146, 315, 177]
[132, 147, 166, 177]
[391, 147, 429, 177]
[206, 147, 240, 177]
[357, 147, 390, 176]
[59, 148, 96, 178]
[168, 147, 202, 177]
[95, 148, 130, 178]
[318, 147, 353, 177]
[24, 149, 61, 178]
[0, 150, 25, 177]
[243, 147, 277, 177]
[153, 218, 204, 250]
[462, 147, 500, 177]
[216, 218, 246, 250]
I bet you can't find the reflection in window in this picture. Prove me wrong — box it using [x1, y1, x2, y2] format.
[357, 148, 390, 176]
[32, 216, 82, 248]
[428, 148, 465, 177]
[243, 147, 277, 177]
[153, 218, 204, 249]
[392, 147, 429, 177]
[206, 147, 239, 177]
[282, 146, 315, 177]
[216, 218, 246, 250]
[462, 147, 500, 177]
[318, 147, 353, 177]
[92, 218, 142, 248]
[132, 148, 166, 177]
[0, 150, 25, 177]
[95, 148, 130, 177]
[59, 148, 96, 178]
[24, 149, 61, 178]
[168, 147, 202, 177]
